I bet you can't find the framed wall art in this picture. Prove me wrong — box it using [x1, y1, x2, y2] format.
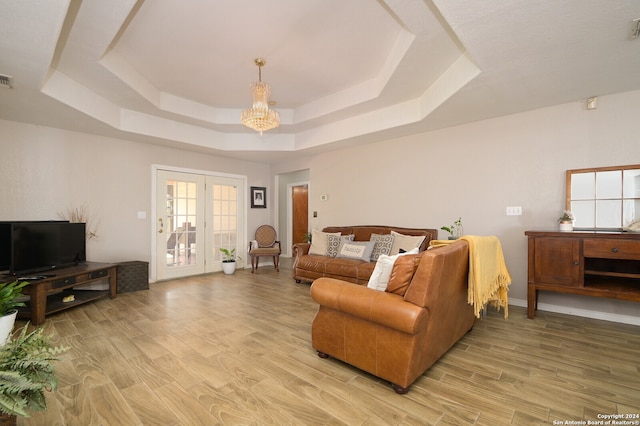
[251, 186, 266, 208]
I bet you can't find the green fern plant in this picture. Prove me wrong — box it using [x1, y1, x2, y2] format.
[0, 281, 28, 317]
[0, 325, 69, 417]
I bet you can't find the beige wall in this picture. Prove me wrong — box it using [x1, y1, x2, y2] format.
[275, 89, 640, 323]
[0, 120, 272, 267]
[2, 89, 639, 323]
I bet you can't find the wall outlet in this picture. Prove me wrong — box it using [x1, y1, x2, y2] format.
[506, 206, 522, 216]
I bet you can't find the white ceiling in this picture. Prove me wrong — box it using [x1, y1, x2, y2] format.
[1, 0, 639, 163]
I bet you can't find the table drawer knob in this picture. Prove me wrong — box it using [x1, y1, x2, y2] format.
[611, 247, 619, 253]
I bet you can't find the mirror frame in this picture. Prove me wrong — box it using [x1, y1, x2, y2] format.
[566, 164, 640, 231]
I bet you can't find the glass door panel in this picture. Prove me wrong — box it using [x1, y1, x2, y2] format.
[156, 170, 205, 280]
[206, 176, 244, 272]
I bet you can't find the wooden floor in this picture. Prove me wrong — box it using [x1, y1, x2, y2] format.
[16, 258, 640, 425]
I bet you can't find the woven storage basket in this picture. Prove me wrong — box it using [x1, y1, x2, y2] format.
[117, 261, 149, 293]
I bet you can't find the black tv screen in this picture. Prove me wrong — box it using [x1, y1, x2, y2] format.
[10, 222, 86, 275]
[0, 221, 70, 272]
[0, 222, 11, 271]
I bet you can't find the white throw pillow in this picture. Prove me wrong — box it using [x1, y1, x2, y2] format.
[389, 231, 426, 255]
[367, 248, 419, 291]
[308, 230, 341, 256]
[367, 254, 399, 291]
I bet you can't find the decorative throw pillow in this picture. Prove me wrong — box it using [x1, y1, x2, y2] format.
[336, 240, 375, 261]
[389, 231, 426, 255]
[367, 254, 399, 291]
[328, 234, 355, 257]
[386, 253, 423, 296]
[369, 233, 394, 261]
[326, 234, 342, 257]
[308, 229, 341, 256]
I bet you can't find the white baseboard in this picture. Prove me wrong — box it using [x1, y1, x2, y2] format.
[509, 297, 640, 326]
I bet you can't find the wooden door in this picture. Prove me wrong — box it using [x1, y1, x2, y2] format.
[292, 185, 309, 244]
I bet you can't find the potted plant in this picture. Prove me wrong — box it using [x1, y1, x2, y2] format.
[558, 210, 575, 232]
[0, 325, 68, 424]
[441, 217, 463, 240]
[219, 248, 241, 275]
[0, 281, 28, 346]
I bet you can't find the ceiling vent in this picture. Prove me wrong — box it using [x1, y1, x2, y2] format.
[0, 74, 13, 89]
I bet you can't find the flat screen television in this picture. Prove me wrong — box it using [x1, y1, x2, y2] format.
[0, 222, 11, 271]
[10, 222, 86, 275]
[0, 221, 70, 272]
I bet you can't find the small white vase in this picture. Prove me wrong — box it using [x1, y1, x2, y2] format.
[222, 262, 236, 275]
[0, 310, 17, 346]
[559, 222, 573, 232]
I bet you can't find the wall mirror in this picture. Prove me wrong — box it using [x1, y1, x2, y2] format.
[566, 164, 640, 231]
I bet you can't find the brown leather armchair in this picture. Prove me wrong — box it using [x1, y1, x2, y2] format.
[310, 239, 475, 393]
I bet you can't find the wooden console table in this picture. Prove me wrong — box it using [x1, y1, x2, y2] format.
[525, 231, 640, 319]
[14, 262, 117, 325]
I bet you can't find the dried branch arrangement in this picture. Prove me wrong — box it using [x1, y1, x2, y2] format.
[58, 204, 99, 239]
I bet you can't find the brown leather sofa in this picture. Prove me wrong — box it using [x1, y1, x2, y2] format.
[310, 239, 475, 393]
[292, 226, 437, 284]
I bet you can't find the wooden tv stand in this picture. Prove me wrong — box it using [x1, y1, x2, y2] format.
[14, 262, 117, 325]
[525, 231, 640, 319]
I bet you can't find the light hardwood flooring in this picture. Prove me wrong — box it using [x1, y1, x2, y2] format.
[16, 258, 640, 425]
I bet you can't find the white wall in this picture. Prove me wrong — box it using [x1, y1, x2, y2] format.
[0, 120, 272, 267]
[275, 89, 640, 323]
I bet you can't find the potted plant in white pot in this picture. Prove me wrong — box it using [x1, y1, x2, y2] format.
[219, 248, 241, 275]
[0, 281, 28, 346]
[558, 210, 575, 231]
[0, 325, 68, 424]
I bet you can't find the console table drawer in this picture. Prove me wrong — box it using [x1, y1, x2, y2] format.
[53, 276, 76, 289]
[583, 239, 640, 260]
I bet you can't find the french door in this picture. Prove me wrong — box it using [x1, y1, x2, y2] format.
[154, 169, 245, 281]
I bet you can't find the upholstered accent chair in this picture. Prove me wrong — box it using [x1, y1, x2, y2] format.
[249, 225, 281, 273]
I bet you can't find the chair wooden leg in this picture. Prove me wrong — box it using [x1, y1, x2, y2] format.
[251, 255, 256, 273]
[274, 256, 279, 272]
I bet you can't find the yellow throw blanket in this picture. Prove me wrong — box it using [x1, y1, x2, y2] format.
[429, 236, 511, 319]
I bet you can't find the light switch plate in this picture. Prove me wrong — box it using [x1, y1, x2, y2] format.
[506, 206, 522, 216]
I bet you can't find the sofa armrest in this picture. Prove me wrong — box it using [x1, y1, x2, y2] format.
[310, 278, 428, 334]
[292, 242, 311, 257]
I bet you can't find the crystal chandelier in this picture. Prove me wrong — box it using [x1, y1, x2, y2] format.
[240, 58, 280, 135]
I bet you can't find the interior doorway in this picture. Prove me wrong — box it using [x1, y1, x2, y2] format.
[277, 169, 310, 257]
